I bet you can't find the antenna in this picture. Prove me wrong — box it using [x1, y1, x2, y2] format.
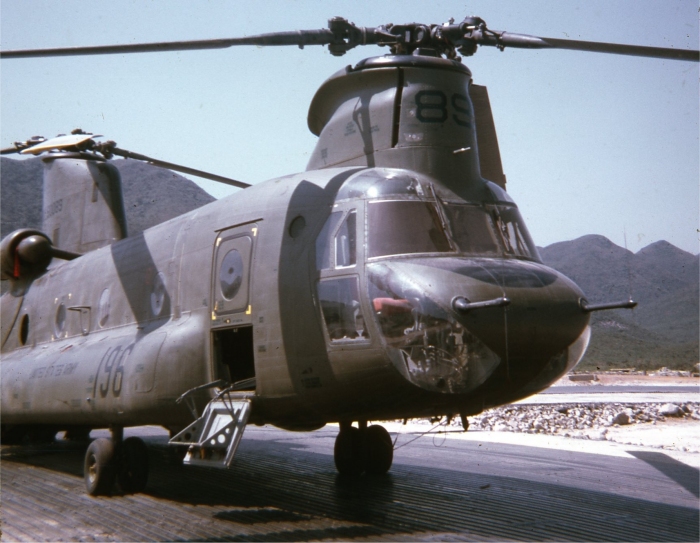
[623, 228, 635, 310]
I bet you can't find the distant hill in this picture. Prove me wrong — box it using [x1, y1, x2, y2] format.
[0, 157, 44, 239]
[540, 235, 699, 371]
[1, 157, 215, 238]
[1, 158, 697, 370]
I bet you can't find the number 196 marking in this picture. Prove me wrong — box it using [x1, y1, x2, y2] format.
[93, 344, 133, 399]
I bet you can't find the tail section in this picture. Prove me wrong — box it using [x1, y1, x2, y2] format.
[42, 154, 127, 254]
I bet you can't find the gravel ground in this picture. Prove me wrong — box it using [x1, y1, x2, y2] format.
[401, 372, 700, 454]
[456, 402, 700, 452]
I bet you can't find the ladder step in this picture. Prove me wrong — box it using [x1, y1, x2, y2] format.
[169, 398, 251, 468]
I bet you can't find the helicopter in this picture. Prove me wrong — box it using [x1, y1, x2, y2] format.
[1, 15, 697, 497]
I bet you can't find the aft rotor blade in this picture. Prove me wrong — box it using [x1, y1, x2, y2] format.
[0, 30, 337, 58]
[110, 148, 250, 189]
[472, 30, 699, 61]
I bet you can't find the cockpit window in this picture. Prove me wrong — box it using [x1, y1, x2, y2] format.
[316, 211, 344, 270]
[318, 277, 368, 343]
[335, 211, 356, 267]
[444, 203, 538, 260]
[489, 205, 539, 260]
[443, 204, 501, 256]
[368, 200, 451, 258]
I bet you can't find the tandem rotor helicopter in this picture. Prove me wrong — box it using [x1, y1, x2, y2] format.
[1, 14, 697, 496]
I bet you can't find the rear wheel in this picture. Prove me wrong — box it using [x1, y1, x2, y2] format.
[334, 426, 364, 476]
[117, 437, 149, 494]
[84, 438, 116, 496]
[365, 425, 393, 475]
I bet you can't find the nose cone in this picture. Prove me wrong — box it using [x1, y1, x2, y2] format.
[446, 259, 589, 361]
[367, 258, 591, 397]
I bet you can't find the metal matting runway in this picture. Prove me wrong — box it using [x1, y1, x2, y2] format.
[2, 426, 698, 542]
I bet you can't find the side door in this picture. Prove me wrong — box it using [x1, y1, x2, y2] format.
[210, 222, 259, 388]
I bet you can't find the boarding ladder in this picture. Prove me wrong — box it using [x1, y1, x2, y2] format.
[169, 379, 253, 468]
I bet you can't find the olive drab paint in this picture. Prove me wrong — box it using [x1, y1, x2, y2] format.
[1, 54, 593, 435]
[2, 14, 665, 486]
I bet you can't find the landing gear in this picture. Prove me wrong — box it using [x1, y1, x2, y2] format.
[334, 422, 393, 476]
[117, 437, 149, 493]
[84, 438, 116, 496]
[365, 424, 393, 475]
[83, 428, 149, 496]
[334, 426, 363, 476]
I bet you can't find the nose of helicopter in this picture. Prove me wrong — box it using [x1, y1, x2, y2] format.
[367, 257, 591, 396]
[446, 259, 589, 361]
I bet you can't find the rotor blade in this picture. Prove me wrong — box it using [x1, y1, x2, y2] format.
[20, 134, 97, 154]
[0, 29, 336, 58]
[472, 30, 699, 61]
[109, 147, 250, 189]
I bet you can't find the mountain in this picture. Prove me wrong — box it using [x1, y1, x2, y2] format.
[112, 159, 216, 236]
[539, 235, 699, 371]
[1, 157, 216, 239]
[0, 157, 44, 239]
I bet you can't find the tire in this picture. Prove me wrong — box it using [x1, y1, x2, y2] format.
[117, 437, 149, 494]
[84, 438, 116, 496]
[365, 425, 393, 476]
[334, 426, 364, 476]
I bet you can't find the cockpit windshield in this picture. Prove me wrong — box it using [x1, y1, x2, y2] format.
[488, 205, 539, 259]
[368, 200, 452, 258]
[367, 199, 539, 261]
[442, 204, 500, 256]
[445, 203, 539, 260]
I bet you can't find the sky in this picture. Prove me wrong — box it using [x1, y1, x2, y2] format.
[1, 0, 698, 254]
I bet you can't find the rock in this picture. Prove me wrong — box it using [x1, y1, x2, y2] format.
[493, 422, 508, 432]
[659, 403, 683, 417]
[612, 412, 630, 425]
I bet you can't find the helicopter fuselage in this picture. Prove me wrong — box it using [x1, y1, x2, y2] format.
[1, 162, 591, 435]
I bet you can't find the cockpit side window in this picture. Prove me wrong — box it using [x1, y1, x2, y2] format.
[368, 200, 451, 258]
[316, 211, 344, 270]
[335, 211, 356, 268]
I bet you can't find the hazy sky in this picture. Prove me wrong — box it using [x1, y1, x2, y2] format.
[1, 0, 698, 254]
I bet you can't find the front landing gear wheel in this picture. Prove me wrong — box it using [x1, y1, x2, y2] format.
[334, 426, 364, 476]
[84, 438, 116, 496]
[365, 424, 393, 475]
[117, 437, 149, 494]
